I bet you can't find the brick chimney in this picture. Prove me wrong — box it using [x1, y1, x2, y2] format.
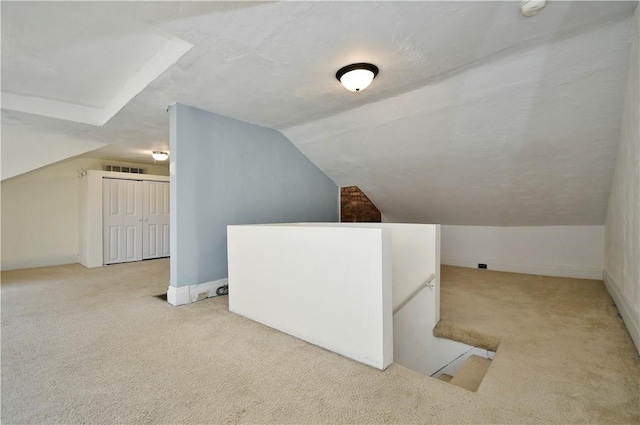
[340, 186, 381, 222]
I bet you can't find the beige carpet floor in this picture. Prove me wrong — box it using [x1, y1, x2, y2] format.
[1, 260, 638, 424]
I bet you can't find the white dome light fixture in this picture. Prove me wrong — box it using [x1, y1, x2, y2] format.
[336, 63, 379, 92]
[151, 151, 169, 161]
[521, 0, 546, 17]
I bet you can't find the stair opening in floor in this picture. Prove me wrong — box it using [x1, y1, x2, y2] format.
[433, 349, 495, 392]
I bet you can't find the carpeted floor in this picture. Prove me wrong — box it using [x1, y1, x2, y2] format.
[1, 260, 638, 424]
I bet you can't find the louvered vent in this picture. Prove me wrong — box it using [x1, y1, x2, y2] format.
[104, 165, 145, 174]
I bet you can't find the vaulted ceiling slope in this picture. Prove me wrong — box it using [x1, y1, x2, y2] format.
[2, 2, 637, 225]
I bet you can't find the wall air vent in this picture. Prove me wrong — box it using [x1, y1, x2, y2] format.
[104, 165, 145, 174]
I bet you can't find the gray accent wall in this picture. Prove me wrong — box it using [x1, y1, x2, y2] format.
[169, 104, 338, 287]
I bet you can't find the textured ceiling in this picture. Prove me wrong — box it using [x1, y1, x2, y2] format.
[2, 1, 192, 126]
[1, 1, 637, 225]
[285, 18, 632, 225]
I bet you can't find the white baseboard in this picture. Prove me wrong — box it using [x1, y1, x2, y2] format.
[441, 255, 602, 280]
[603, 270, 640, 354]
[1, 255, 78, 271]
[167, 278, 228, 306]
[78, 254, 101, 269]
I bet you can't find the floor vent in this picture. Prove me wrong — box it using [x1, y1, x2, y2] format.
[104, 165, 145, 174]
[154, 293, 168, 301]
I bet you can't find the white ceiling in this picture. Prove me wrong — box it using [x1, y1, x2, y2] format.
[2, 1, 191, 126]
[1, 1, 637, 225]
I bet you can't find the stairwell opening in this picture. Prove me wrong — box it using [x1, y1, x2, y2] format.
[434, 349, 495, 392]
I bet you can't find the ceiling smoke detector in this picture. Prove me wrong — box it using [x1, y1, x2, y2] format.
[336, 63, 379, 92]
[521, 0, 546, 17]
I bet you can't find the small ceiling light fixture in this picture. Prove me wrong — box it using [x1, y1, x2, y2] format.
[152, 151, 169, 161]
[336, 63, 379, 92]
[521, 0, 546, 17]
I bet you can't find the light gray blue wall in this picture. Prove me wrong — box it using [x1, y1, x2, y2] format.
[169, 104, 338, 287]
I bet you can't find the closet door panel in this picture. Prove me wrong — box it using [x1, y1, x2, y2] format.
[103, 179, 143, 265]
[143, 181, 170, 259]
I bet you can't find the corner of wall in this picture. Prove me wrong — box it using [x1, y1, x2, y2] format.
[167, 279, 228, 306]
[602, 5, 639, 354]
[603, 270, 640, 353]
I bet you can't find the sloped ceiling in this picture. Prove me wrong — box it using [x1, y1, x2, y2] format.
[1, 1, 637, 225]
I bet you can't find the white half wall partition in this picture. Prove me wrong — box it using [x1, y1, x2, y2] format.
[228, 224, 393, 370]
[227, 222, 446, 372]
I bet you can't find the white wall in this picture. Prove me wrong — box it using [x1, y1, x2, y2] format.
[228, 224, 393, 370]
[2, 159, 80, 270]
[604, 6, 639, 353]
[441, 225, 604, 280]
[1, 156, 168, 271]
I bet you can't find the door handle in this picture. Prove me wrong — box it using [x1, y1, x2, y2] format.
[145, 218, 149, 222]
[138, 219, 142, 222]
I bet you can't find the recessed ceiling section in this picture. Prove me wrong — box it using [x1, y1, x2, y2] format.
[1, 2, 192, 126]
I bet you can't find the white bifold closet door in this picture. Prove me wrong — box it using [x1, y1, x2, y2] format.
[103, 179, 170, 265]
[103, 179, 143, 264]
[142, 180, 170, 259]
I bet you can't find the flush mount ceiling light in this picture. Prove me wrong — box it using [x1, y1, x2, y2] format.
[521, 0, 546, 17]
[336, 63, 379, 92]
[151, 151, 169, 161]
